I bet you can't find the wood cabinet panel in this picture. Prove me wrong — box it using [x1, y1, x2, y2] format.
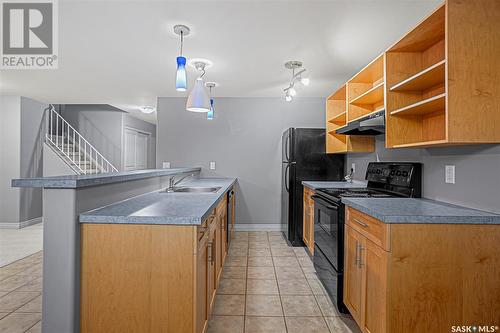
[344, 225, 364, 324]
[302, 187, 315, 255]
[362, 238, 388, 333]
[196, 234, 209, 333]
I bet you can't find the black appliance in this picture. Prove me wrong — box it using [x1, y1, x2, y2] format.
[227, 189, 234, 246]
[335, 109, 385, 135]
[312, 162, 421, 313]
[281, 128, 344, 246]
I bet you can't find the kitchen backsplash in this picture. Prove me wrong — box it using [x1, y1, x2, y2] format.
[346, 136, 500, 214]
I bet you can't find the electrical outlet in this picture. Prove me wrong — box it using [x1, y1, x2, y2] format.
[445, 165, 455, 184]
[162, 162, 171, 169]
[210, 161, 216, 170]
[351, 163, 356, 173]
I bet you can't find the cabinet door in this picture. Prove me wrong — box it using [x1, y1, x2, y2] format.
[303, 198, 311, 248]
[208, 228, 217, 312]
[215, 215, 223, 285]
[196, 239, 209, 333]
[361, 238, 388, 333]
[344, 225, 364, 324]
[231, 191, 235, 238]
[307, 204, 314, 255]
[221, 209, 227, 261]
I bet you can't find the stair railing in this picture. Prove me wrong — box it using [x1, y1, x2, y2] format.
[45, 105, 119, 174]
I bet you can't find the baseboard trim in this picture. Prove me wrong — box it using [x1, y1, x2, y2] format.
[234, 224, 284, 231]
[0, 217, 43, 229]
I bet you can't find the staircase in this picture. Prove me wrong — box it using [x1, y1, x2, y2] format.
[45, 106, 119, 175]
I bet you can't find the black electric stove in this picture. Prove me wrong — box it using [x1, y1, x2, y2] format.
[311, 162, 422, 314]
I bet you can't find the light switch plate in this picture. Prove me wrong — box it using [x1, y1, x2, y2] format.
[162, 162, 171, 169]
[445, 165, 455, 184]
[210, 161, 216, 170]
[351, 163, 356, 173]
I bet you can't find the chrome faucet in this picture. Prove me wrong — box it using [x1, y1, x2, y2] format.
[166, 173, 194, 192]
[344, 168, 354, 183]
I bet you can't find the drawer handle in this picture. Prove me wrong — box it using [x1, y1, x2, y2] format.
[208, 241, 213, 263]
[353, 218, 368, 228]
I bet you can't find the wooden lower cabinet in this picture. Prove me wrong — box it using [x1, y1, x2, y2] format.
[344, 207, 500, 333]
[302, 186, 315, 255]
[81, 192, 231, 333]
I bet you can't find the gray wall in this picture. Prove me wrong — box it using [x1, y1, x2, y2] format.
[123, 114, 157, 169]
[0, 96, 47, 226]
[347, 136, 500, 214]
[20, 97, 48, 221]
[62, 105, 124, 170]
[157, 97, 326, 225]
[0, 96, 21, 224]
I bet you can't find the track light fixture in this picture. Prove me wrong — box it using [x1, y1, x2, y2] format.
[283, 61, 310, 102]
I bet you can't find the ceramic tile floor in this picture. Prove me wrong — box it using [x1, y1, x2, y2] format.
[0, 224, 43, 267]
[208, 231, 361, 333]
[0, 251, 42, 333]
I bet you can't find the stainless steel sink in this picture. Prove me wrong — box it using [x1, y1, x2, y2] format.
[166, 186, 222, 193]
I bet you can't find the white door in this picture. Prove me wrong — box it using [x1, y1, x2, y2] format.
[124, 128, 149, 171]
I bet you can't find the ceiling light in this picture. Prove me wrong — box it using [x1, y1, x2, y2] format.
[205, 82, 218, 120]
[188, 58, 213, 70]
[186, 60, 211, 112]
[283, 61, 310, 101]
[173, 25, 190, 92]
[139, 106, 155, 114]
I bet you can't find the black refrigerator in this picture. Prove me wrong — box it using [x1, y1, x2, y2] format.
[281, 128, 345, 246]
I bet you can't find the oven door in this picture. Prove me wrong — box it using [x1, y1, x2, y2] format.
[311, 194, 343, 272]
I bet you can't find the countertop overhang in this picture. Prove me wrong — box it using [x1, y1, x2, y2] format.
[342, 197, 500, 224]
[11, 167, 201, 189]
[79, 178, 236, 225]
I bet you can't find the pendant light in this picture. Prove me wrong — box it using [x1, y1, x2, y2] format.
[205, 82, 217, 120]
[186, 59, 212, 112]
[173, 25, 190, 92]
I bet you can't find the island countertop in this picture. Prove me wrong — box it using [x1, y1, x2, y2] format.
[79, 178, 236, 225]
[11, 167, 201, 189]
[342, 197, 500, 224]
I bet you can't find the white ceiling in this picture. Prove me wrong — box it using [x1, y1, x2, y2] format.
[0, 0, 440, 123]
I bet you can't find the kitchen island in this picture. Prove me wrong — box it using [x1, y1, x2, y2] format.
[341, 198, 500, 333]
[12, 168, 236, 333]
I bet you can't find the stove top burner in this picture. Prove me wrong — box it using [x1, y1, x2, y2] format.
[316, 187, 394, 200]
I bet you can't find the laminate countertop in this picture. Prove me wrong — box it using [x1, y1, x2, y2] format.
[302, 180, 367, 190]
[342, 197, 500, 224]
[79, 178, 236, 225]
[11, 167, 201, 189]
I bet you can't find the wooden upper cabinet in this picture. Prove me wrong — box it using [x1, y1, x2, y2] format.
[385, 0, 500, 148]
[326, 80, 375, 154]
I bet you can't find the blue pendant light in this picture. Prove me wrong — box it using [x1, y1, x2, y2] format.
[173, 25, 190, 92]
[206, 82, 217, 120]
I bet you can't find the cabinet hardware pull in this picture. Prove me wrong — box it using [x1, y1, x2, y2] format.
[358, 245, 365, 267]
[208, 242, 213, 262]
[353, 218, 369, 227]
[211, 240, 216, 264]
[355, 240, 360, 266]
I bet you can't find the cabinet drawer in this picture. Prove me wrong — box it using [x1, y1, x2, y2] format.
[346, 207, 390, 251]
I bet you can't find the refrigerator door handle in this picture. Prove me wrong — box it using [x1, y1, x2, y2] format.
[284, 131, 290, 162]
[284, 163, 290, 192]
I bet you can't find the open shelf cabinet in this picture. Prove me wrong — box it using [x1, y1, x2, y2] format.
[347, 54, 385, 122]
[326, 85, 375, 154]
[385, 0, 500, 148]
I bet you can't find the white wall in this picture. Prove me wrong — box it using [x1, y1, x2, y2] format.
[0, 96, 21, 225]
[157, 97, 326, 226]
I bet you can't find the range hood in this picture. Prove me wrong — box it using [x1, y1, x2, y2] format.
[336, 110, 385, 135]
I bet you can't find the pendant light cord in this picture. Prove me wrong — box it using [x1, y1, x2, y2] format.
[180, 31, 184, 56]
